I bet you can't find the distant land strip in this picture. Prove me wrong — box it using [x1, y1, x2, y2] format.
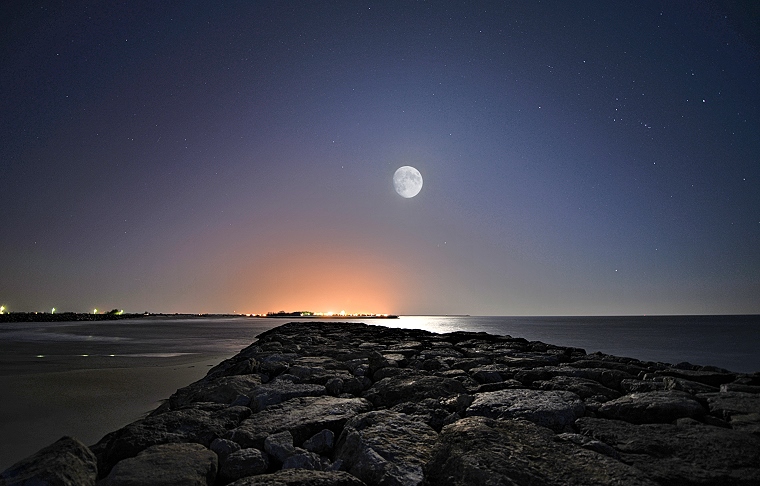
[0, 312, 398, 323]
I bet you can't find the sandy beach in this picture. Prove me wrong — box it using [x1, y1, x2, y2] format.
[0, 354, 227, 471]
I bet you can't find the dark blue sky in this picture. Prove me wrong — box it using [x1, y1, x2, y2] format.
[2, 1, 759, 315]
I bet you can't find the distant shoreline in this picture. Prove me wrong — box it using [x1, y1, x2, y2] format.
[0, 312, 399, 323]
[258, 314, 398, 319]
[0, 312, 148, 323]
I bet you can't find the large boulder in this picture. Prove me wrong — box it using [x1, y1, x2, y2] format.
[0, 436, 97, 486]
[302, 429, 334, 455]
[534, 375, 621, 401]
[219, 448, 269, 483]
[597, 390, 705, 424]
[362, 375, 466, 408]
[100, 442, 217, 486]
[334, 410, 438, 486]
[94, 408, 230, 475]
[701, 391, 760, 434]
[161, 374, 264, 410]
[264, 431, 296, 462]
[577, 416, 760, 484]
[227, 396, 372, 448]
[656, 368, 736, 387]
[249, 380, 326, 411]
[466, 389, 584, 432]
[423, 416, 657, 485]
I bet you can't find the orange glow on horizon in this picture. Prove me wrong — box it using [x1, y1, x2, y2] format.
[229, 239, 410, 315]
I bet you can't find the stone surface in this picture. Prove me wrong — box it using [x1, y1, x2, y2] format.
[656, 368, 736, 387]
[362, 375, 466, 408]
[302, 429, 334, 455]
[597, 390, 706, 424]
[161, 374, 264, 411]
[101, 442, 217, 486]
[0, 436, 97, 486]
[228, 396, 372, 448]
[228, 469, 366, 485]
[424, 416, 657, 485]
[535, 375, 622, 401]
[334, 410, 438, 486]
[250, 380, 326, 411]
[662, 376, 719, 394]
[94, 407, 230, 475]
[264, 431, 296, 462]
[620, 378, 666, 393]
[220, 448, 269, 483]
[209, 437, 241, 463]
[281, 449, 321, 470]
[466, 388, 585, 432]
[577, 416, 760, 484]
[701, 391, 760, 434]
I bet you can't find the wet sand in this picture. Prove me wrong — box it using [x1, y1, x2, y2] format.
[0, 354, 227, 471]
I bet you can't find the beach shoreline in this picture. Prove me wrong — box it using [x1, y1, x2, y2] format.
[0, 354, 229, 471]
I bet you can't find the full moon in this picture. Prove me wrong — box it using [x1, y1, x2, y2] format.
[393, 166, 423, 198]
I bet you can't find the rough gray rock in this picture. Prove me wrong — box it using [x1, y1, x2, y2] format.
[466, 388, 585, 432]
[210, 437, 241, 463]
[264, 431, 296, 462]
[701, 391, 760, 434]
[702, 391, 760, 420]
[94, 407, 230, 475]
[334, 410, 438, 486]
[228, 469, 366, 485]
[597, 390, 706, 424]
[663, 376, 719, 394]
[389, 399, 454, 432]
[620, 378, 666, 393]
[250, 380, 326, 411]
[101, 442, 217, 486]
[657, 368, 736, 387]
[513, 366, 634, 390]
[721, 383, 760, 394]
[361, 375, 466, 408]
[205, 357, 258, 380]
[0, 436, 97, 486]
[282, 448, 321, 470]
[535, 375, 622, 401]
[302, 429, 334, 455]
[228, 396, 372, 448]
[220, 448, 269, 483]
[470, 367, 504, 384]
[577, 416, 760, 484]
[555, 432, 620, 459]
[423, 416, 657, 485]
[161, 374, 264, 411]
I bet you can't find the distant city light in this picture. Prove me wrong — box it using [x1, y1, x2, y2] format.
[93, 309, 98, 314]
[51, 307, 55, 314]
[0, 305, 5, 314]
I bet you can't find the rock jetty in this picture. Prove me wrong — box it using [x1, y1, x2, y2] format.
[2, 321, 760, 485]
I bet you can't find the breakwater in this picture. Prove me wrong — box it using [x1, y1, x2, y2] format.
[2, 321, 759, 485]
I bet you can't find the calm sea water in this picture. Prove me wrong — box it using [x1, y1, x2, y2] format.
[0, 315, 758, 374]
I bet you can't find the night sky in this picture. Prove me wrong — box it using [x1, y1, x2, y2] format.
[2, 1, 759, 316]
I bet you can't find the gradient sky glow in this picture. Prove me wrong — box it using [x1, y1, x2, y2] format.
[2, 1, 759, 315]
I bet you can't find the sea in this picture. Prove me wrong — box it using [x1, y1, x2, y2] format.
[1, 314, 758, 375]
